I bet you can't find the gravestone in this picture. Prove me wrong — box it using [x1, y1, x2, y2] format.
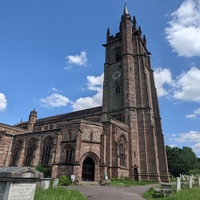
[52, 178, 59, 188]
[40, 178, 51, 190]
[0, 167, 43, 200]
[189, 176, 193, 189]
[176, 177, 181, 191]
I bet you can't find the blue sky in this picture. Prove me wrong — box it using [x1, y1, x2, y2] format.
[1, 0, 200, 154]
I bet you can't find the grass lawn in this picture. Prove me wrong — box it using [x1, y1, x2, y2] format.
[143, 186, 200, 200]
[34, 187, 87, 200]
[108, 177, 158, 187]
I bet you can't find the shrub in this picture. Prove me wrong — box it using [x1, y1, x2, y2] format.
[188, 169, 200, 175]
[59, 175, 71, 186]
[35, 164, 52, 178]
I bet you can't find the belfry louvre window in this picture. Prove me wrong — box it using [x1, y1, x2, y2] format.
[41, 136, 54, 166]
[115, 47, 121, 62]
[25, 138, 37, 166]
[116, 85, 120, 93]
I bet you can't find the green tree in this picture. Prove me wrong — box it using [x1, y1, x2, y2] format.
[166, 146, 198, 177]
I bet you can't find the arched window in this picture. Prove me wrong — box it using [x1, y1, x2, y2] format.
[65, 145, 74, 163]
[113, 83, 121, 94]
[10, 139, 23, 166]
[118, 135, 127, 167]
[119, 144, 126, 166]
[24, 138, 37, 166]
[41, 136, 54, 166]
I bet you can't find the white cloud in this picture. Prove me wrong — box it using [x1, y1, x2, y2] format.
[40, 93, 71, 108]
[186, 114, 197, 119]
[165, 0, 200, 57]
[65, 51, 87, 69]
[186, 108, 200, 119]
[72, 91, 102, 111]
[0, 93, 7, 111]
[154, 67, 173, 97]
[192, 143, 200, 153]
[51, 87, 59, 92]
[72, 73, 104, 111]
[169, 130, 200, 143]
[173, 67, 200, 102]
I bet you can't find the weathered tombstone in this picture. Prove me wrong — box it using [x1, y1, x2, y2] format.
[52, 178, 59, 188]
[0, 167, 43, 200]
[176, 177, 181, 191]
[197, 176, 200, 187]
[40, 178, 51, 190]
[189, 176, 193, 189]
[182, 174, 185, 181]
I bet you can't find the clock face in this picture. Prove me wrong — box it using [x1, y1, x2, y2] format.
[112, 71, 121, 79]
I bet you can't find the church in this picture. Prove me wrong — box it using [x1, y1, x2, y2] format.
[0, 4, 169, 182]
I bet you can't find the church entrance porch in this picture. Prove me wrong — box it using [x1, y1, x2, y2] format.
[82, 157, 95, 181]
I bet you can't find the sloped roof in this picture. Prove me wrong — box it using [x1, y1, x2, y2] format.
[16, 106, 102, 127]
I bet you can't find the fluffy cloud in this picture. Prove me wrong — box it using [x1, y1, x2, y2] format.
[169, 130, 200, 143]
[169, 131, 200, 153]
[154, 66, 200, 102]
[192, 143, 200, 153]
[173, 67, 200, 102]
[154, 67, 173, 97]
[0, 93, 7, 111]
[165, 0, 200, 57]
[65, 51, 87, 69]
[186, 108, 200, 119]
[72, 73, 103, 111]
[40, 93, 71, 108]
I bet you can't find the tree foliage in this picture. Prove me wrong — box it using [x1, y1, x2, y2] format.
[166, 146, 199, 177]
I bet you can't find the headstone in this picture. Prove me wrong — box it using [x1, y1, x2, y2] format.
[182, 174, 185, 181]
[40, 178, 51, 190]
[189, 176, 193, 189]
[52, 178, 59, 188]
[197, 176, 200, 187]
[0, 167, 43, 200]
[176, 177, 181, 191]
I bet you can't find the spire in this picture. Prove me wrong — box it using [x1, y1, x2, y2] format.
[123, 1, 129, 15]
[133, 16, 137, 29]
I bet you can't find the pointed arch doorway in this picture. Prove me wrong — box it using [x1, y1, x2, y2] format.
[82, 157, 95, 181]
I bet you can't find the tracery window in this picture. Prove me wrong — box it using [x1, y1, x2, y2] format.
[24, 138, 37, 166]
[65, 145, 74, 163]
[118, 135, 127, 167]
[10, 139, 23, 166]
[41, 136, 54, 166]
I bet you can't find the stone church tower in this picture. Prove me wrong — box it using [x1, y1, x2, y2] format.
[102, 5, 169, 181]
[0, 4, 169, 182]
